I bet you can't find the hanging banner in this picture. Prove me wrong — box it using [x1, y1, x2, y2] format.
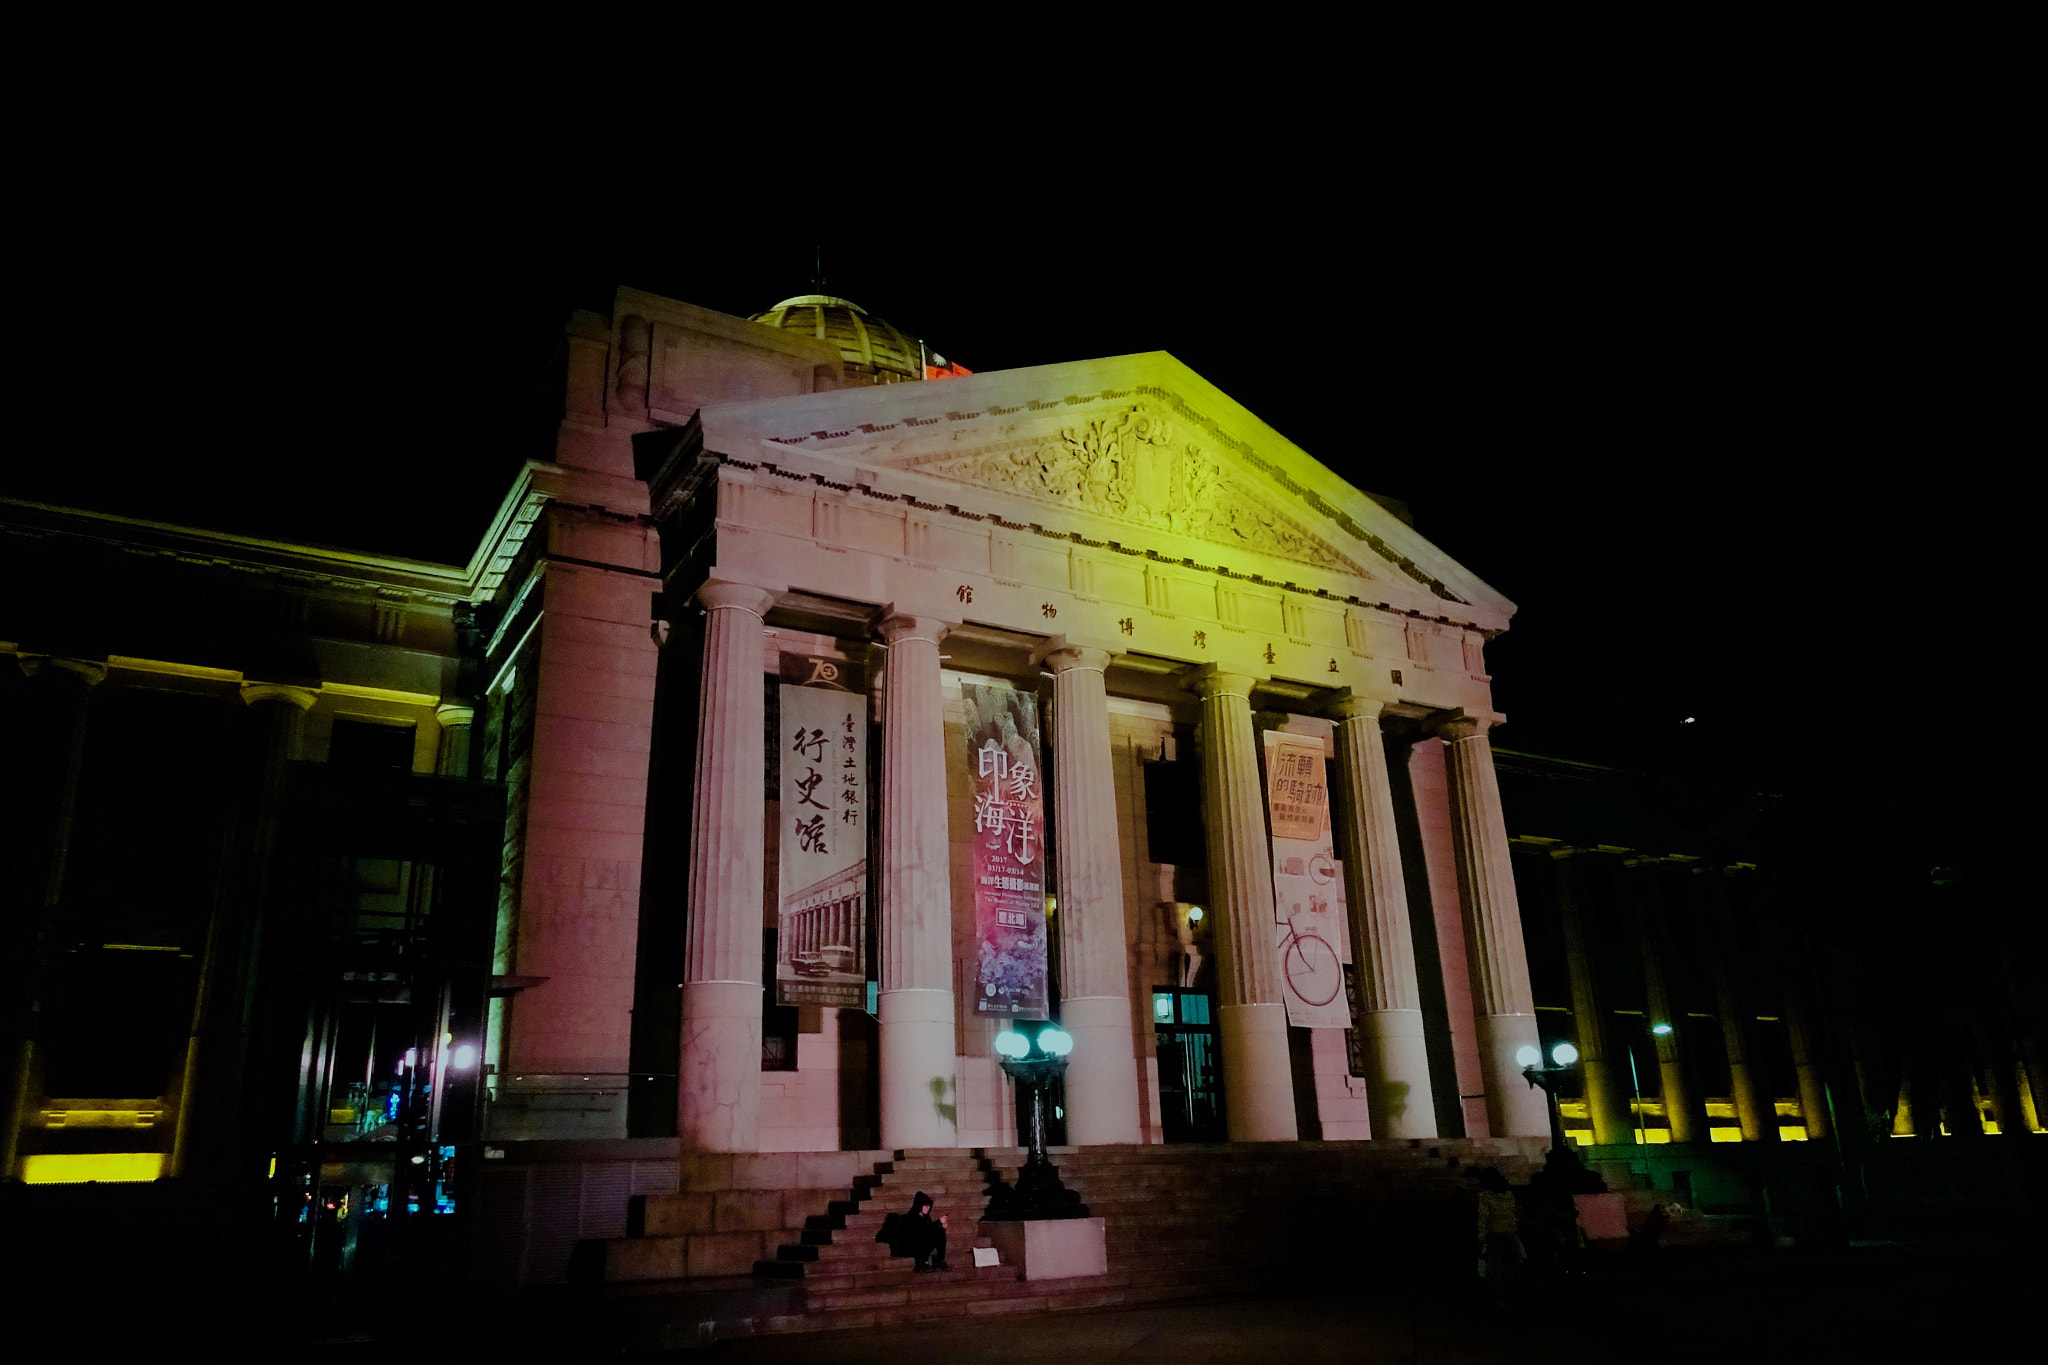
[776, 668, 868, 1008]
[962, 682, 1048, 1019]
[1263, 731, 1352, 1028]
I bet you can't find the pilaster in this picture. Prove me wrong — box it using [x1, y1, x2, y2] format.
[434, 702, 475, 778]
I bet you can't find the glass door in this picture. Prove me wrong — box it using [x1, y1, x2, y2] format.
[1152, 989, 1224, 1142]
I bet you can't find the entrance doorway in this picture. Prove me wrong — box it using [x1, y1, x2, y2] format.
[1152, 989, 1224, 1142]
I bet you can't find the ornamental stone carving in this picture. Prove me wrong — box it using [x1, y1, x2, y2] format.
[923, 404, 1368, 577]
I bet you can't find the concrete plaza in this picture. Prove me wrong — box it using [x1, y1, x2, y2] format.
[664, 1238, 2041, 1365]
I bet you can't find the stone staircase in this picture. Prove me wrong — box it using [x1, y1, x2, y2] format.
[595, 1137, 1552, 1348]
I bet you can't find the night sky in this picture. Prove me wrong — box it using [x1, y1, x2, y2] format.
[11, 137, 2020, 894]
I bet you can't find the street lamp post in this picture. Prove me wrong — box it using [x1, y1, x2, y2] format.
[1518, 1042, 1607, 1194]
[992, 1024, 1088, 1220]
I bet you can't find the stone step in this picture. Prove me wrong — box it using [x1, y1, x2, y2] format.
[858, 1178, 990, 1197]
[806, 1265, 1035, 1311]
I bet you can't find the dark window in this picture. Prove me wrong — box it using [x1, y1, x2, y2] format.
[1143, 759, 1206, 866]
[762, 928, 798, 1070]
[43, 949, 186, 1098]
[330, 719, 415, 771]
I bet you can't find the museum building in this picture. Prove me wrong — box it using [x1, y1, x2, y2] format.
[18, 286, 2029, 1326]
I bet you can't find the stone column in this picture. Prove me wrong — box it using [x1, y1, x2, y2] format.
[1691, 870, 1774, 1142]
[1554, 851, 1633, 1145]
[1189, 666, 1296, 1142]
[878, 613, 956, 1149]
[1622, 860, 1707, 1144]
[677, 582, 776, 1153]
[1041, 641, 1142, 1145]
[1327, 693, 1436, 1138]
[434, 702, 474, 778]
[1437, 715, 1548, 1137]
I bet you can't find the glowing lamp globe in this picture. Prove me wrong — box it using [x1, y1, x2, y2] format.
[1651, 1022, 1675, 1037]
[1551, 1042, 1579, 1066]
[1515, 1044, 1543, 1068]
[1038, 1026, 1074, 1057]
[994, 1030, 1030, 1060]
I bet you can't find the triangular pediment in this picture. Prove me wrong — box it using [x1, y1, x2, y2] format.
[902, 400, 1373, 579]
[694, 352, 1515, 628]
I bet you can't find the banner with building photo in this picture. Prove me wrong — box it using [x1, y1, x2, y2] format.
[776, 660, 868, 1008]
[962, 682, 1048, 1019]
[1263, 731, 1353, 1028]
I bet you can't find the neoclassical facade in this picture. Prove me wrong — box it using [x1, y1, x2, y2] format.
[0, 288, 1556, 1203]
[471, 287, 1551, 1154]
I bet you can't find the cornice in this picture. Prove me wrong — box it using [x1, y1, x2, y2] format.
[707, 452, 1499, 637]
[0, 498, 469, 605]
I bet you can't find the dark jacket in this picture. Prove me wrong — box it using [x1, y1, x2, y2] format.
[877, 1190, 942, 1259]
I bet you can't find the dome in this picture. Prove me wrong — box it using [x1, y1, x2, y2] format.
[750, 294, 967, 385]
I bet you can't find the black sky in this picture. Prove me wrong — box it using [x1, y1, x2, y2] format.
[12, 130, 2022, 867]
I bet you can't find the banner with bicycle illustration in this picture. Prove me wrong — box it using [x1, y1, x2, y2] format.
[1263, 731, 1353, 1028]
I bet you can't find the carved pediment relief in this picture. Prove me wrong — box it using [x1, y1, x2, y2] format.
[910, 404, 1371, 578]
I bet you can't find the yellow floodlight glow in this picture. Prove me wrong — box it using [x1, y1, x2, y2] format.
[22, 1152, 165, 1184]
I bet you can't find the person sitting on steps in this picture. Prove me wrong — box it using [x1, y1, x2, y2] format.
[876, 1190, 950, 1271]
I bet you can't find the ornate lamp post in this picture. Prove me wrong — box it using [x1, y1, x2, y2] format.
[991, 1024, 1087, 1219]
[1518, 1042, 1607, 1194]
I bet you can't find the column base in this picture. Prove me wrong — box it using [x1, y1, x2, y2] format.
[1218, 1002, 1297, 1142]
[679, 981, 762, 1153]
[1060, 996, 1142, 1146]
[1358, 1009, 1438, 1140]
[1474, 1012, 1550, 1138]
[879, 988, 956, 1149]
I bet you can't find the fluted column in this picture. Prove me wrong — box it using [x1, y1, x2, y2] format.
[1691, 870, 1774, 1142]
[434, 702, 474, 778]
[1555, 851, 1633, 1145]
[1621, 860, 1706, 1143]
[1437, 715, 1547, 1137]
[1041, 641, 1141, 1145]
[677, 581, 776, 1153]
[1189, 665, 1295, 1142]
[1327, 693, 1435, 1138]
[878, 612, 956, 1149]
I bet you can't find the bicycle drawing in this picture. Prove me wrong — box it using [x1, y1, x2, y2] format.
[1279, 896, 1343, 1007]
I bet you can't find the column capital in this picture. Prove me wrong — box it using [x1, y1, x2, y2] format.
[1183, 663, 1258, 701]
[1434, 710, 1503, 742]
[876, 611, 953, 647]
[695, 580, 780, 616]
[1322, 688, 1386, 723]
[239, 682, 318, 711]
[435, 702, 476, 727]
[1029, 635, 1112, 673]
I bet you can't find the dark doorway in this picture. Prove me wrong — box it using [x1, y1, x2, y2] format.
[1152, 988, 1224, 1142]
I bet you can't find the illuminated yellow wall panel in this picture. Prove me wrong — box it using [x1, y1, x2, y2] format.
[21, 1152, 165, 1184]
